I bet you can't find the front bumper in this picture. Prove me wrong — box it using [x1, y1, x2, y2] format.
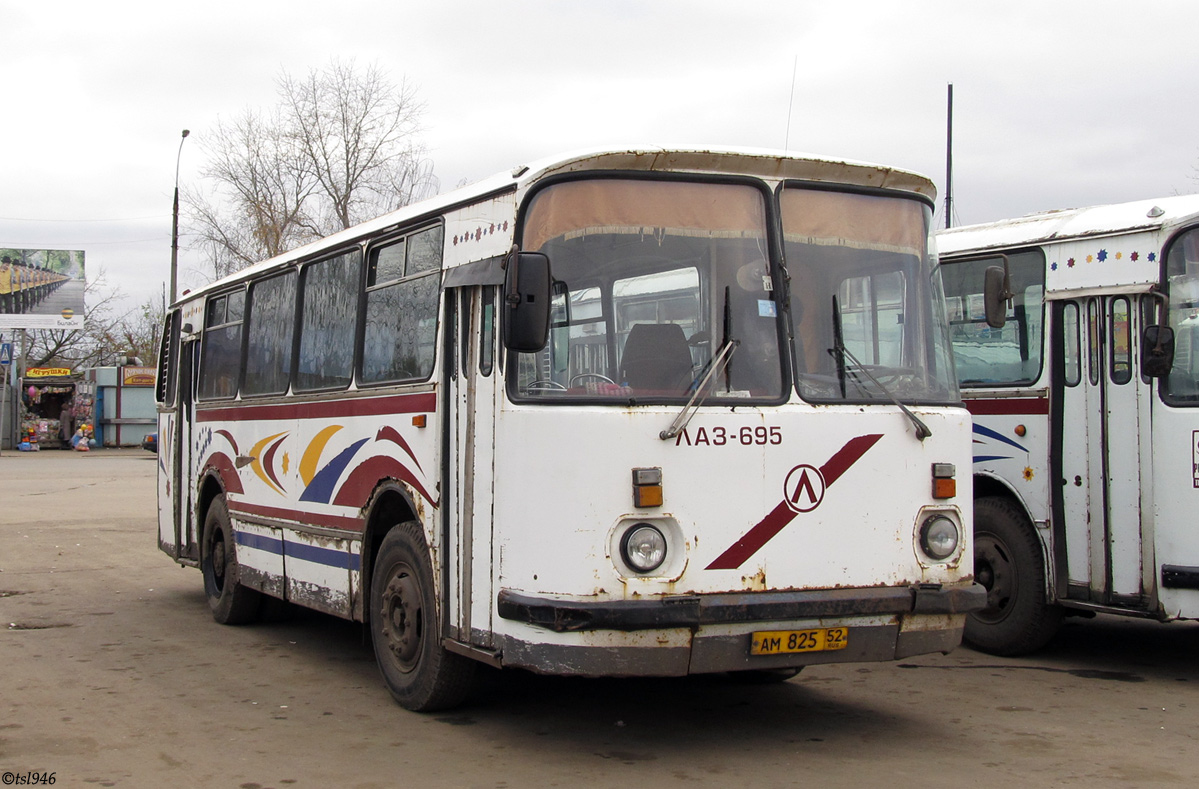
[493, 581, 986, 676]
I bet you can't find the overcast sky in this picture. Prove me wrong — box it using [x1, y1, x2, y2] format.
[2, 0, 1197, 319]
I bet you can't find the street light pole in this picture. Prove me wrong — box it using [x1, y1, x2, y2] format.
[170, 129, 190, 303]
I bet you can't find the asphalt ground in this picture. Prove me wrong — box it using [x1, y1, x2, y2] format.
[2, 448, 1197, 787]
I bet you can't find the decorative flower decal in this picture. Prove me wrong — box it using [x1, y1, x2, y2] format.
[1131, 252, 1139, 262]
[1068, 258, 1076, 268]
[1097, 249, 1108, 262]
[1023, 466, 1035, 481]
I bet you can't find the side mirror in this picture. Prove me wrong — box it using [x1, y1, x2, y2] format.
[503, 251, 552, 352]
[1141, 325, 1175, 379]
[983, 265, 1010, 329]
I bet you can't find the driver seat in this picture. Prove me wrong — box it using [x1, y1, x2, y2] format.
[619, 323, 693, 390]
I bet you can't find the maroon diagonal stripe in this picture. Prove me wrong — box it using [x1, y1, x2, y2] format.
[705, 434, 883, 570]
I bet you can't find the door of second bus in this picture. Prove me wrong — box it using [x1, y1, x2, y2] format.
[1056, 295, 1149, 607]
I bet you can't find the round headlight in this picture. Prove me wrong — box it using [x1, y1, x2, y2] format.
[920, 515, 960, 561]
[621, 523, 667, 573]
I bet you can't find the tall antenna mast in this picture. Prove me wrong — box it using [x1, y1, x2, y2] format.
[785, 55, 798, 150]
[945, 83, 954, 229]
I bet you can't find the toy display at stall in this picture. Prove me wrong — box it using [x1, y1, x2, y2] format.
[18, 373, 94, 450]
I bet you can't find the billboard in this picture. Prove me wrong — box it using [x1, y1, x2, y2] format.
[0, 248, 86, 329]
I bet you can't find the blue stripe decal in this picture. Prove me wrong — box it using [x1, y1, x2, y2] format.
[286, 540, 361, 571]
[972, 423, 1028, 453]
[237, 531, 283, 554]
[235, 531, 361, 571]
[973, 454, 1013, 463]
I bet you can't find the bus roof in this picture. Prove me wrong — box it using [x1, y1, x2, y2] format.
[178, 145, 936, 306]
[937, 194, 1199, 257]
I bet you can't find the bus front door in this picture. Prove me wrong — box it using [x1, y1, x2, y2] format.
[447, 286, 497, 649]
[175, 338, 200, 562]
[158, 328, 199, 563]
[1057, 296, 1148, 607]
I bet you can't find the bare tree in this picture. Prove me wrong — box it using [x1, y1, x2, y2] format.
[185, 108, 317, 280]
[281, 59, 436, 232]
[184, 59, 436, 283]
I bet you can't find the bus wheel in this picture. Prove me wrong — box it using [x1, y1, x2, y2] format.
[201, 494, 262, 625]
[965, 496, 1062, 656]
[370, 521, 475, 711]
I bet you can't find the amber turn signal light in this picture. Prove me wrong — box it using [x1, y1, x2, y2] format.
[932, 463, 956, 499]
[632, 467, 663, 508]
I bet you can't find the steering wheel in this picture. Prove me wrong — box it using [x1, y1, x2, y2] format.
[526, 380, 567, 391]
[569, 373, 616, 386]
[859, 365, 923, 385]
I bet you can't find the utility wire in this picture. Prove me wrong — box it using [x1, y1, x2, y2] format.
[0, 214, 168, 223]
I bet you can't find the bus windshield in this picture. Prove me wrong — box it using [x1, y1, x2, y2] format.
[511, 178, 783, 401]
[782, 187, 958, 404]
[938, 249, 1046, 387]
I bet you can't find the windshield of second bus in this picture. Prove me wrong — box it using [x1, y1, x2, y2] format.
[938, 249, 1046, 388]
[510, 178, 784, 402]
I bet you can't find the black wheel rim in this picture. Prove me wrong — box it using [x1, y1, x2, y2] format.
[974, 532, 1015, 624]
[379, 562, 423, 674]
[206, 527, 228, 595]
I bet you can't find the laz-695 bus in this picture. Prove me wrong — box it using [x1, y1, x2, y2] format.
[155, 146, 983, 710]
[939, 195, 1199, 654]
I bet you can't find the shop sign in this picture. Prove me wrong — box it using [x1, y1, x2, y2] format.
[122, 366, 156, 386]
[27, 367, 71, 378]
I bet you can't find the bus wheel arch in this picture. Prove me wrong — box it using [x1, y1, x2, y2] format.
[965, 494, 1062, 656]
[360, 482, 423, 621]
[369, 519, 475, 711]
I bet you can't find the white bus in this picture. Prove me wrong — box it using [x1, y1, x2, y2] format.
[938, 195, 1199, 655]
[154, 146, 982, 710]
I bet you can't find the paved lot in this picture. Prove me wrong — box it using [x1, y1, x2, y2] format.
[1, 449, 1197, 788]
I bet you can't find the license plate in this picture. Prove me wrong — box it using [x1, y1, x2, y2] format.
[750, 627, 849, 655]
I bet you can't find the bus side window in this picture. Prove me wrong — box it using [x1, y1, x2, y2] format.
[459, 289, 470, 377]
[243, 271, 299, 397]
[481, 286, 495, 377]
[1140, 295, 1158, 385]
[361, 225, 444, 385]
[1062, 302, 1081, 387]
[1087, 298, 1101, 385]
[199, 290, 245, 400]
[1109, 296, 1132, 385]
[296, 251, 361, 392]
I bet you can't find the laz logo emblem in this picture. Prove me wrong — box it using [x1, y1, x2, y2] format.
[784, 464, 825, 513]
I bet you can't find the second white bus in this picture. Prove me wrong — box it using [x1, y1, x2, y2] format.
[939, 195, 1199, 654]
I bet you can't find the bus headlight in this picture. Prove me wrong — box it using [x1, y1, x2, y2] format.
[621, 523, 667, 573]
[919, 515, 960, 561]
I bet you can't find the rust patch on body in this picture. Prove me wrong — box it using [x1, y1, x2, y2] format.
[741, 569, 768, 591]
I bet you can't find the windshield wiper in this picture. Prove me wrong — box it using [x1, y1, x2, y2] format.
[659, 339, 738, 440]
[661, 286, 739, 441]
[829, 296, 932, 442]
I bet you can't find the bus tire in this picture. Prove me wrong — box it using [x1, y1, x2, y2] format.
[965, 496, 1062, 656]
[201, 494, 262, 625]
[370, 521, 475, 712]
